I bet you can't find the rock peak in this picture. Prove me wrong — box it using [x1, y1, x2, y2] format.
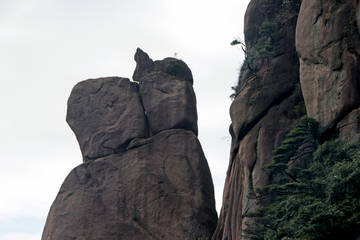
[133, 48, 193, 84]
[132, 48, 154, 82]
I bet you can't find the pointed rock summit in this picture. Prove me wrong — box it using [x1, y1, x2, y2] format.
[132, 48, 155, 82]
[133, 47, 193, 84]
[42, 49, 217, 240]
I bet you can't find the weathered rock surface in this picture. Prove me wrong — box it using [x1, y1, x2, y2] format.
[139, 72, 198, 136]
[230, 0, 300, 141]
[214, 97, 306, 240]
[214, 0, 360, 239]
[42, 129, 217, 240]
[66, 48, 198, 161]
[296, 0, 360, 136]
[132, 48, 155, 82]
[133, 48, 193, 84]
[337, 107, 360, 141]
[66, 77, 148, 161]
[43, 50, 216, 239]
[133, 47, 198, 136]
[213, 0, 304, 239]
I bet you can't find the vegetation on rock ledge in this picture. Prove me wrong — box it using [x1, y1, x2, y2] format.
[230, 0, 301, 100]
[243, 117, 360, 240]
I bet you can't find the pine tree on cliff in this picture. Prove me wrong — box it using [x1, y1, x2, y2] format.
[243, 117, 360, 240]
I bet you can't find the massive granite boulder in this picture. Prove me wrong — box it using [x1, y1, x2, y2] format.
[133, 48, 197, 136]
[139, 72, 198, 136]
[66, 77, 148, 161]
[42, 129, 217, 240]
[296, 0, 360, 137]
[42, 49, 217, 239]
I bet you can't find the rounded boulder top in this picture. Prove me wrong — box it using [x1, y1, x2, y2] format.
[133, 48, 193, 84]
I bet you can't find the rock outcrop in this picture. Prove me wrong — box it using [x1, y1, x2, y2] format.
[42, 49, 217, 240]
[213, 0, 360, 239]
[134, 48, 197, 136]
[296, 0, 360, 139]
[212, 0, 304, 239]
[132, 48, 193, 85]
[66, 77, 148, 161]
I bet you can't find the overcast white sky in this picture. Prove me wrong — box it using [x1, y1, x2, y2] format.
[0, 0, 249, 239]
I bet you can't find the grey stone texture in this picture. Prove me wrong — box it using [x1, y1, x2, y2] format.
[43, 49, 216, 240]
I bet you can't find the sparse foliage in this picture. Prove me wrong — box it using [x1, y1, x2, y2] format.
[230, 20, 278, 99]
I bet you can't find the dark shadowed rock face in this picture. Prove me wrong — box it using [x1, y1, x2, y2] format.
[43, 49, 217, 239]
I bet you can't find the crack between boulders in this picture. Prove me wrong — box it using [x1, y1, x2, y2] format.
[86, 129, 192, 162]
[84, 140, 130, 162]
[136, 84, 153, 137]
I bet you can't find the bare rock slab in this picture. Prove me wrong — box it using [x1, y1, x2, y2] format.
[42, 129, 217, 240]
[296, 0, 360, 135]
[139, 72, 198, 136]
[66, 77, 148, 161]
[132, 48, 198, 136]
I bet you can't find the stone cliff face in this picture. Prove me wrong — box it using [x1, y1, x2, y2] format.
[213, 0, 360, 239]
[42, 49, 218, 240]
[296, 0, 360, 140]
[213, 0, 303, 239]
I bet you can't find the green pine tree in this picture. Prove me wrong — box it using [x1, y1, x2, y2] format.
[243, 118, 360, 240]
